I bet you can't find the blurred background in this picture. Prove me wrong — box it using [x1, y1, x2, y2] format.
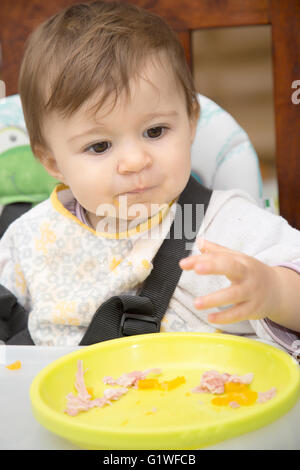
[192, 24, 277, 203]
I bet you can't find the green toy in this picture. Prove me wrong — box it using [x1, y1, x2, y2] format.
[0, 126, 58, 206]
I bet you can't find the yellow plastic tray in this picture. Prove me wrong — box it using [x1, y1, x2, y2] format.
[30, 333, 300, 449]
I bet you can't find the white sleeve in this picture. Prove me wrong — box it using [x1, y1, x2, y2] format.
[199, 190, 300, 347]
[0, 224, 30, 310]
[201, 190, 300, 269]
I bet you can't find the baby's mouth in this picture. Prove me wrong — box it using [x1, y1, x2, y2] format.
[120, 186, 156, 195]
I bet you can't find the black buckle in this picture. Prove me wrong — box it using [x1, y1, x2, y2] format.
[120, 312, 160, 336]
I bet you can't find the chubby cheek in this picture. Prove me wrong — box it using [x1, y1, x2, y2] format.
[66, 165, 115, 213]
[76, 189, 111, 214]
[164, 150, 191, 199]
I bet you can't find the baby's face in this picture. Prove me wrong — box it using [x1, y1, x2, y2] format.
[39, 56, 197, 229]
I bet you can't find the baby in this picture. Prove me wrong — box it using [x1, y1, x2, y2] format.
[0, 1, 300, 350]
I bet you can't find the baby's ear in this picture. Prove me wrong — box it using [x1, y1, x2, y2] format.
[34, 145, 65, 182]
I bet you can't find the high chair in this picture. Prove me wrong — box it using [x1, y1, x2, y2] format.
[0, 0, 299, 229]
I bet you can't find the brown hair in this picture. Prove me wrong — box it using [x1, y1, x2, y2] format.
[19, 1, 200, 155]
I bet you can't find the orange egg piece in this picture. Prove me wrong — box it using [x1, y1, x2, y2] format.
[160, 376, 186, 391]
[137, 378, 160, 390]
[86, 387, 94, 398]
[6, 360, 21, 370]
[137, 376, 186, 391]
[212, 382, 258, 407]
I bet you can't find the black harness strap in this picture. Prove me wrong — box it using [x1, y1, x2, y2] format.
[0, 284, 33, 344]
[0, 203, 34, 343]
[0, 177, 212, 345]
[0, 203, 32, 239]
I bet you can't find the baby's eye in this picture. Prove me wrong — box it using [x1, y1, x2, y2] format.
[145, 126, 167, 139]
[85, 141, 111, 154]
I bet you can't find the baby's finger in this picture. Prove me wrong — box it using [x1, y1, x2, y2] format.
[193, 253, 246, 281]
[207, 302, 250, 325]
[179, 254, 202, 269]
[194, 284, 245, 310]
[197, 238, 235, 254]
[180, 239, 233, 269]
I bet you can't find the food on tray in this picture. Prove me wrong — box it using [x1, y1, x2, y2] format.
[65, 362, 162, 416]
[137, 376, 186, 391]
[257, 387, 277, 403]
[65, 360, 128, 416]
[65, 362, 277, 416]
[211, 382, 258, 408]
[6, 360, 21, 370]
[102, 368, 162, 388]
[192, 369, 277, 408]
[191, 370, 254, 395]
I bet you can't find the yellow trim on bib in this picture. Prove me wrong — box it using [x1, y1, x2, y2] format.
[50, 184, 174, 239]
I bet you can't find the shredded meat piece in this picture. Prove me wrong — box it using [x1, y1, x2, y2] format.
[191, 370, 254, 395]
[74, 359, 91, 401]
[102, 387, 129, 403]
[257, 387, 277, 403]
[103, 368, 162, 388]
[65, 360, 128, 416]
[227, 373, 254, 384]
[65, 362, 162, 416]
[229, 401, 240, 409]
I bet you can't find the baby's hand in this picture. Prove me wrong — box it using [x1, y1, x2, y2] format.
[179, 238, 281, 324]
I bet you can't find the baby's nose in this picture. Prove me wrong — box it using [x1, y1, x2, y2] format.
[118, 144, 152, 173]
